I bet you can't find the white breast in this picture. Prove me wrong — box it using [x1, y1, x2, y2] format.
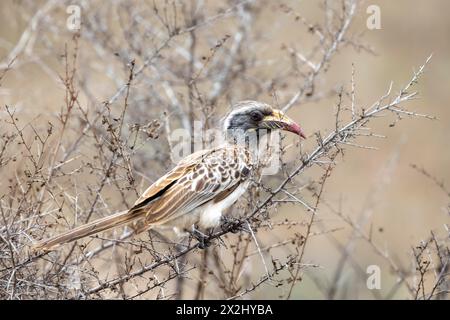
[199, 180, 250, 229]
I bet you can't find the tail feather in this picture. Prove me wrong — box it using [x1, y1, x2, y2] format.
[33, 210, 142, 251]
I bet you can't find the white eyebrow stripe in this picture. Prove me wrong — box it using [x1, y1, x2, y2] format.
[222, 101, 272, 131]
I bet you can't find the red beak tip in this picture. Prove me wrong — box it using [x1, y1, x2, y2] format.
[289, 123, 306, 139]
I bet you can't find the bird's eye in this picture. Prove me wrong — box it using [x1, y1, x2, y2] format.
[250, 111, 263, 121]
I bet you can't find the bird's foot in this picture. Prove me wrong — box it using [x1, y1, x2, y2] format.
[220, 217, 244, 233]
[190, 227, 211, 249]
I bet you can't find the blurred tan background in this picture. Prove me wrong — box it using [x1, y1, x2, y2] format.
[0, 0, 449, 299]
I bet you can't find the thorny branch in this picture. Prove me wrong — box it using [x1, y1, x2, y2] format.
[0, 0, 447, 300]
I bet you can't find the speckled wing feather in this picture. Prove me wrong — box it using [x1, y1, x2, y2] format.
[132, 148, 212, 206]
[129, 145, 252, 227]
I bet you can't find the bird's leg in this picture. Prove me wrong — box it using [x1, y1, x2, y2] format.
[189, 226, 211, 249]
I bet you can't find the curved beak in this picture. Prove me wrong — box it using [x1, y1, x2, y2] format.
[261, 109, 306, 139]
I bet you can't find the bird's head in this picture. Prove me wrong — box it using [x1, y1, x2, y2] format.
[223, 101, 306, 139]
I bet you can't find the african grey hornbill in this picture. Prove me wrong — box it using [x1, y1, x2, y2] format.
[33, 101, 305, 251]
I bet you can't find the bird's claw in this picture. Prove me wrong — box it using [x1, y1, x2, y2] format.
[220, 217, 244, 233]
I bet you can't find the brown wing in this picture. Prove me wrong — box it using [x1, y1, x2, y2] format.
[132, 148, 211, 206]
[129, 146, 251, 226]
